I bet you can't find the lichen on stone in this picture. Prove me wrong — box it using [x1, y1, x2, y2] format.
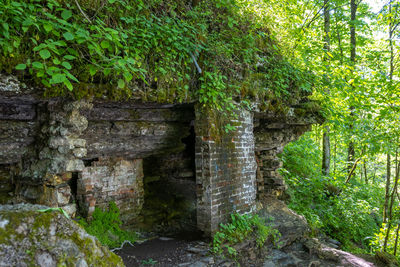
[0, 204, 124, 267]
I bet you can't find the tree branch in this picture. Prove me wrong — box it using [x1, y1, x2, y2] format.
[74, 0, 92, 24]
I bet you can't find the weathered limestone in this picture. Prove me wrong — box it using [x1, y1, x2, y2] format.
[195, 107, 257, 235]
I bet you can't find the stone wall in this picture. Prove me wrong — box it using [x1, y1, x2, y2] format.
[254, 110, 314, 197]
[77, 158, 144, 224]
[0, 77, 195, 226]
[0, 74, 319, 236]
[195, 107, 257, 235]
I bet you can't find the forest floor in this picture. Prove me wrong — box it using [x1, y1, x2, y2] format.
[115, 234, 214, 267]
[114, 197, 386, 267]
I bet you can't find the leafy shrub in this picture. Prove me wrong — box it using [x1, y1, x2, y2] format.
[281, 133, 383, 251]
[211, 213, 280, 258]
[78, 202, 136, 248]
[371, 206, 400, 261]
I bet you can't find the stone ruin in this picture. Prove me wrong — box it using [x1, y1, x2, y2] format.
[0, 74, 319, 236]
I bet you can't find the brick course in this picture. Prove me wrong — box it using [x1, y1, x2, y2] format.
[195, 107, 257, 235]
[77, 158, 144, 224]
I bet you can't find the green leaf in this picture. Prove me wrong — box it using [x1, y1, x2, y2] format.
[32, 62, 44, 69]
[89, 65, 97, 76]
[103, 68, 111, 76]
[117, 79, 125, 88]
[62, 61, 72, 70]
[51, 73, 67, 84]
[41, 79, 50, 87]
[43, 24, 53, 32]
[39, 49, 51, 59]
[64, 79, 73, 91]
[61, 10, 73, 21]
[101, 40, 110, 49]
[109, 0, 117, 3]
[64, 71, 79, 82]
[38, 207, 70, 219]
[15, 64, 27, 70]
[63, 32, 74, 41]
[53, 58, 61, 65]
[64, 55, 76, 60]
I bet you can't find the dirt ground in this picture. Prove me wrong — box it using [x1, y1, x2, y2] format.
[115, 232, 209, 267]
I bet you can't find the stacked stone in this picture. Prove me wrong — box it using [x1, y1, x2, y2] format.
[254, 116, 310, 198]
[15, 100, 92, 216]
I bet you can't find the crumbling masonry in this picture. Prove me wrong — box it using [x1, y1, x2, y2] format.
[0, 74, 318, 236]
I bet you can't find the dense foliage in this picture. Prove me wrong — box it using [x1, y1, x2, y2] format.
[78, 202, 136, 248]
[0, 0, 312, 114]
[257, 0, 400, 262]
[211, 213, 280, 258]
[281, 133, 384, 251]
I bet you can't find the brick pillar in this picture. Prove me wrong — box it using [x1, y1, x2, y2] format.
[195, 106, 257, 236]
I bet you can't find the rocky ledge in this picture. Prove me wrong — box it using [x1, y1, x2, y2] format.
[0, 203, 124, 267]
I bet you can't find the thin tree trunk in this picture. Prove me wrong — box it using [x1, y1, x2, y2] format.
[322, 0, 331, 176]
[364, 159, 368, 184]
[394, 224, 400, 255]
[384, 153, 400, 251]
[345, 158, 361, 184]
[334, 132, 337, 175]
[384, 0, 395, 224]
[347, 0, 357, 176]
[384, 153, 391, 223]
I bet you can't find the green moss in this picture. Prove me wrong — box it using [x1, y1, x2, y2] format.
[0, 209, 123, 266]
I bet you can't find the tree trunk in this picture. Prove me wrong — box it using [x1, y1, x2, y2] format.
[384, 151, 400, 251]
[384, 153, 391, 223]
[322, 0, 331, 176]
[383, 0, 395, 224]
[364, 159, 368, 184]
[347, 0, 357, 176]
[394, 224, 400, 255]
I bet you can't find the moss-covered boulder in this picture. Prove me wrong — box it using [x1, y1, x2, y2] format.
[0, 204, 124, 267]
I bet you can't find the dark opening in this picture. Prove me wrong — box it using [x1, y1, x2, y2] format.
[138, 124, 200, 239]
[83, 158, 99, 167]
[68, 172, 81, 215]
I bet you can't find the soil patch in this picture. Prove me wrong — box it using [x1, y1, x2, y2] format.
[115, 234, 210, 267]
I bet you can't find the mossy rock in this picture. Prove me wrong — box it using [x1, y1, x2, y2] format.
[0, 204, 124, 267]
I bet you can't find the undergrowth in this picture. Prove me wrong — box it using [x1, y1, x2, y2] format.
[280, 132, 383, 253]
[78, 202, 137, 248]
[211, 213, 280, 259]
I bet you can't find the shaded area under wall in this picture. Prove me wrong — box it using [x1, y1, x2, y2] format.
[138, 125, 197, 235]
[0, 164, 15, 204]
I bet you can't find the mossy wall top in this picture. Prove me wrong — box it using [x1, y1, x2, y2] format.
[0, 0, 313, 110]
